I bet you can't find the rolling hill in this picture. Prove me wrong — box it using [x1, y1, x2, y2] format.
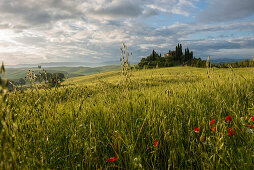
[5, 65, 120, 80]
[2, 66, 254, 169]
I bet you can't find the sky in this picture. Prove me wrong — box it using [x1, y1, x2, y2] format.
[0, 0, 254, 66]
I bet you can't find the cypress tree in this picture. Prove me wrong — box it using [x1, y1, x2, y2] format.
[187, 48, 190, 60]
[175, 45, 178, 61]
[190, 51, 193, 60]
[177, 43, 180, 60]
[179, 44, 183, 61]
[180, 44, 183, 56]
[184, 49, 187, 61]
[152, 49, 155, 61]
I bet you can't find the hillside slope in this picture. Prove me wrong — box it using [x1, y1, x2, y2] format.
[5, 65, 120, 80]
[2, 67, 254, 169]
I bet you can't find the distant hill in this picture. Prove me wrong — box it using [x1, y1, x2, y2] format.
[6, 62, 97, 68]
[5, 61, 123, 68]
[210, 58, 252, 63]
[5, 65, 120, 80]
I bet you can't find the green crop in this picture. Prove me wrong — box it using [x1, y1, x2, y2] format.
[0, 66, 254, 169]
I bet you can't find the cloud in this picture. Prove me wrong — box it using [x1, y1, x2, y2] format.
[157, 22, 254, 38]
[142, 7, 159, 18]
[88, 0, 143, 19]
[179, 37, 254, 59]
[139, 21, 254, 59]
[0, 0, 81, 26]
[199, 0, 254, 22]
[0, 23, 11, 29]
[0, 0, 254, 66]
[147, 0, 198, 16]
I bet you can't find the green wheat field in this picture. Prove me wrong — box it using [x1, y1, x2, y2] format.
[1, 66, 254, 169]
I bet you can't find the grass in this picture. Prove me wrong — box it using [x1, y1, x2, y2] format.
[1, 66, 254, 169]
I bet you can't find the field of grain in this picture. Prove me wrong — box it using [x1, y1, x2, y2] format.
[1, 66, 254, 169]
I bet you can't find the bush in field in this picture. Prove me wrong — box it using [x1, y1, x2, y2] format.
[24, 67, 65, 88]
[49, 73, 65, 87]
[18, 78, 26, 87]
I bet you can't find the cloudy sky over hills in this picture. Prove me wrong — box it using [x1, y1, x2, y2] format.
[0, 0, 254, 65]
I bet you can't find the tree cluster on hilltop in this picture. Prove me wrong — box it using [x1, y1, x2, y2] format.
[137, 43, 254, 69]
[138, 50, 174, 68]
[138, 43, 197, 68]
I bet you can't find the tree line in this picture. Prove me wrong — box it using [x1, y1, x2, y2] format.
[138, 43, 199, 68]
[216, 59, 254, 68]
[138, 43, 254, 69]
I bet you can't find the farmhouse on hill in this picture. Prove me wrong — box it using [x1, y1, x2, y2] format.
[164, 51, 176, 58]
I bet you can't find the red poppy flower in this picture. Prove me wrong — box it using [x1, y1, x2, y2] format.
[225, 116, 232, 122]
[251, 116, 254, 121]
[194, 127, 199, 133]
[210, 119, 215, 125]
[154, 139, 158, 147]
[248, 125, 254, 128]
[211, 126, 216, 132]
[228, 128, 236, 136]
[107, 157, 118, 162]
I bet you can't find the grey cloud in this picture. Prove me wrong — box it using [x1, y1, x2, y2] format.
[14, 36, 47, 47]
[189, 41, 241, 52]
[142, 7, 159, 18]
[0, 23, 11, 29]
[199, 0, 254, 22]
[0, 0, 81, 25]
[156, 22, 254, 39]
[146, 0, 198, 17]
[135, 22, 254, 59]
[25, 11, 74, 25]
[0, 0, 146, 30]
[179, 37, 254, 60]
[89, 0, 143, 18]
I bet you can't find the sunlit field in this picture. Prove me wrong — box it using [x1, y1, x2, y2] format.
[1, 66, 254, 169]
